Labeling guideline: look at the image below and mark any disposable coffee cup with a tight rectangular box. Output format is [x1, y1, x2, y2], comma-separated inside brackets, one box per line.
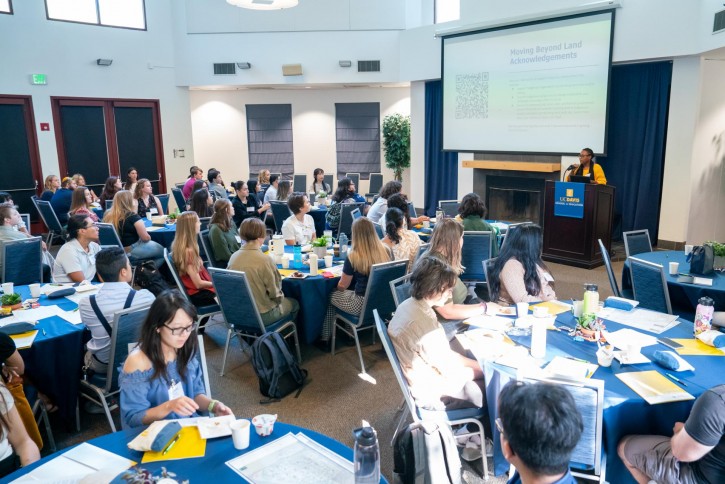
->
[281, 257, 290, 269]
[669, 261, 679, 276]
[422, 221, 430, 229]
[532, 306, 548, 318]
[515, 302, 529, 318]
[230, 419, 250, 450]
[572, 301, 584, 318]
[596, 349, 613, 368]
[29, 284, 41, 298]
[1, 283, 13, 295]
[324, 255, 333, 268]
[684, 245, 694, 255]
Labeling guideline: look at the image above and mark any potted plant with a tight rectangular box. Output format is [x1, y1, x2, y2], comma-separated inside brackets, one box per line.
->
[1, 293, 22, 310]
[382, 113, 411, 182]
[705, 241, 725, 269]
[311, 236, 330, 258]
[576, 314, 605, 341]
[316, 190, 328, 206]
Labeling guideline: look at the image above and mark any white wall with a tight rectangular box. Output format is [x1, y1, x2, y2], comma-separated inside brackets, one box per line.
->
[188, 87, 411, 195]
[0, 0, 194, 186]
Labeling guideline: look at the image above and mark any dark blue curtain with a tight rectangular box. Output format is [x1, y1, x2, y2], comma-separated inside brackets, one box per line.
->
[424, 80, 459, 216]
[598, 62, 672, 242]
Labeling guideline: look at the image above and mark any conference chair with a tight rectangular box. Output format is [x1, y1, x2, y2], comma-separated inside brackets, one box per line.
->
[171, 188, 186, 212]
[516, 372, 606, 483]
[375, 310, 489, 479]
[623, 229, 653, 258]
[20, 213, 30, 233]
[79, 304, 152, 432]
[438, 200, 459, 218]
[389, 274, 412, 307]
[209, 268, 301, 376]
[598, 239, 621, 297]
[416, 242, 430, 262]
[460, 231, 493, 283]
[196, 334, 212, 399]
[174, 182, 186, 190]
[345, 173, 360, 188]
[373, 222, 384, 239]
[199, 217, 211, 232]
[269, 201, 292, 234]
[34, 200, 66, 246]
[365, 173, 383, 202]
[331, 260, 407, 375]
[407, 201, 417, 218]
[323, 174, 334, 191]
[105, 200, 113, 211]
[157, 194, 170, 214]
[292, 174, 307, 192]
[31, 395, 56, 453]
[2, 237, 42, 285]
[164, 249, 221, 331]
[337, 202, 365, 239]
[97, 223, 123, 249]
[629, 256, 673, 314]
[199, 229, 225, 269]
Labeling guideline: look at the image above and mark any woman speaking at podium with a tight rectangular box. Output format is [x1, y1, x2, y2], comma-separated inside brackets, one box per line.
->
[566, 148, 607, 185]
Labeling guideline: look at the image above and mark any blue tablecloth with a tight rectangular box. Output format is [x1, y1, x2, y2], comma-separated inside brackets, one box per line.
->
[13, 285, 87, 425]
[5, 421, 387, 483]
[308, 206, 328, 237]
[481, 309, 724, 483]
[621, 250, 725, 318]
[143, 219, 176, 249]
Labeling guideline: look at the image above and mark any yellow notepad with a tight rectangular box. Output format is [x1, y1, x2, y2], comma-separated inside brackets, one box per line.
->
[9, 330, 38, 349]
[529, 300, 572, 316]
[141, 426, 206, 462]
[616, 370, 695, 405]
[672, 339, 725, 356]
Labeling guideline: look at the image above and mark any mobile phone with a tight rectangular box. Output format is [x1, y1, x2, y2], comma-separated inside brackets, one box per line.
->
[657, 337, 683, 350]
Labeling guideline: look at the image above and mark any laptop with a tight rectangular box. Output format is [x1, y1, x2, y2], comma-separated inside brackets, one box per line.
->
[569, 175, 591, 184]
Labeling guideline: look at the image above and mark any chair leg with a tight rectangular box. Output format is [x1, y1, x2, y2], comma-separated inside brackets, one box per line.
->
[331, 319, 338, 355]
[351, 324, 366, 374]
[220, 328, 233, 376]
[390, 405, 410, 446]
[101, 396, 117, 433]
[291, 329, 302, 364]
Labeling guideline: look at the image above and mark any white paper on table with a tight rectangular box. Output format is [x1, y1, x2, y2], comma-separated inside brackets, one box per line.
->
[226, 432, 353, 484]
[11, 443, 135, 483]
[324, 264, 344, 276]
[10, 330, 38, 349]
[605, 328, 659, 350]
[464, 314, 513, 331]
[692, 277, 713, 286]
[597, 307, 680, 334]
[545, 356, 598, 379]
[56, 309, 83, 325]
[144, 226, 163, 232]
[197, 415, 236, 439]
[0, 306, 61, 326]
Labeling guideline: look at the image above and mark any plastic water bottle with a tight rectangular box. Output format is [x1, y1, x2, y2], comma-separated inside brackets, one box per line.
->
[694, 296, 715, 335]
[293, 245, 302, 269]
[582, 283, 599, 316]
[339, 233, 349, 259]
[353, 424, 380, 484]
[309, 253, 319, 276]
[530, 318, 547, 359]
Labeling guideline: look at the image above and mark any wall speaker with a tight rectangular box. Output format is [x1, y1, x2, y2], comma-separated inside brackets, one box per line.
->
[282, 64, 303, 76]
[96, 58, 113, 66]
[236, 62, 252, 69]
[339, 60, 352, 68]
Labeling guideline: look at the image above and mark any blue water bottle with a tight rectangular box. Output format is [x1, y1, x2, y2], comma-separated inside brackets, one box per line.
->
[293, 244, 302, 269]
[339, 233, 348, 259]
[353, 425, 380, 484]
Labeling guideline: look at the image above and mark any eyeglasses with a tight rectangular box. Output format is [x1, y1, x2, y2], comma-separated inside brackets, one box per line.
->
[163, 322, 197, 335]
[83, 222, 99, 229]
[495, 418, 504, 435]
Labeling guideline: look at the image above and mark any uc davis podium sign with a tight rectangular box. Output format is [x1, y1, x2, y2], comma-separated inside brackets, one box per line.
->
[553, 181, 584, 219]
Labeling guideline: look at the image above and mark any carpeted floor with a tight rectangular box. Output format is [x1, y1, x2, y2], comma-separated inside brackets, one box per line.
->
[41, 251, 626, 483]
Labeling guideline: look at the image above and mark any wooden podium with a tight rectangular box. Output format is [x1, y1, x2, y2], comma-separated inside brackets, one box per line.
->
[542, 181, 615, 269]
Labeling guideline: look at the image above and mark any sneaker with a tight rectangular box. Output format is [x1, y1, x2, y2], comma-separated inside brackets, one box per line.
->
[459, 437, 494, 461]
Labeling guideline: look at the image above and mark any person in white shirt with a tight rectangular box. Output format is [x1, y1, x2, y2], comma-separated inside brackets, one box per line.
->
[207, 168, 228, 200]
[79, 247, 155, 374]
[263, 174, 280, 205]
[281, 193, 316, 245]
[52, 214, 101, 283]
[367, 180, 401, 224]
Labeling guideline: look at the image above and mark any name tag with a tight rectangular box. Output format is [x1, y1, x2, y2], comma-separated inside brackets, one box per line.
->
[150, 208, 159, 215]
[247, 206, 255, 212]
[542, 272, 555, 283]
[168, 379, 185, 400]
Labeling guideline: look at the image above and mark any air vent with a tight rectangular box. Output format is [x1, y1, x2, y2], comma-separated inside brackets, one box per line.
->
[358, 60, 381, 72]
[213, 63, 236, 75]
[715, 9, 725, 33]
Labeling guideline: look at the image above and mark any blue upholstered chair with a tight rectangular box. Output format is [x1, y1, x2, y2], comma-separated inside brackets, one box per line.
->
[460, 231, 493, 283]
[438, 200, 459, 218]
[2, 237, 42, 284]
[629, 256, 672, 314]
[337, 202, 365, 239]
[269, 201, 292, 234]
[34, 199, 65, 246]
[389, 274, 412, 307]
[97, 223, 123, 249]
[598, 238, 621, 297]
[623, 229, 653, 258]
[157, 194, 170, 214]
[171, 187, 186, 212]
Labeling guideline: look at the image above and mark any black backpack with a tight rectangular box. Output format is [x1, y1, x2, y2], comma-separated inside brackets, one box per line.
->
[251, 332, 307, 403]
[393, 421, 462, 484]
[134, 260, 171, 296]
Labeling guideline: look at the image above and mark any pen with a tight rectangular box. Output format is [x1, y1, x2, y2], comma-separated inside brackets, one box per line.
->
[162, 434, 181, 455]
[565, 356, 589, 363]
[665, 373, 687, 386]
[42, 329, 47, 336]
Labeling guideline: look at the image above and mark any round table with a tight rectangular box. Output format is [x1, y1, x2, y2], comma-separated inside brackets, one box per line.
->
[6, 421, 387, 483]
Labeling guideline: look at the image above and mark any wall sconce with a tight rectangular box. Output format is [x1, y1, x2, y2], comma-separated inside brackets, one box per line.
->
[96, 59, 113, 66]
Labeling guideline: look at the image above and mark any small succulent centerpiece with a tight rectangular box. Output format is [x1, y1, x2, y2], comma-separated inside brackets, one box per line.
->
[576, 313, 605, 341]
[311, 235, 330, 258]
[317, 190, 328, 206]
[705, 241, 725, 269]
[1, 293, 22, 310]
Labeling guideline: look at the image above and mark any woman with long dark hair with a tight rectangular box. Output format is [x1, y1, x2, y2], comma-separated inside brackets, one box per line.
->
[488, 223, 556, 305]
[230, 180, 269, 227]
[69, 187, 99, 222]
[309, 168, 331, 194]
[190, 188, 213, 219]
[382, 205, 420, 272]
[325, 177, 358, 232]
[119, 290, 232, 429]
[124, 167, 139, 192]
[99, 176, 122, 208]
[276, 180, 292, 202]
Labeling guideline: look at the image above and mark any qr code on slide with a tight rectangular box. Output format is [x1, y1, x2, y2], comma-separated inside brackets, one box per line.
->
[455, 72, 489, 119]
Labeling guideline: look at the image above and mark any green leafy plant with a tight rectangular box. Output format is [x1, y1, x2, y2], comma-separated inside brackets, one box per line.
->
[317, 191, 327, 198]
[1, 293, 21, 306]
[382, 113, 411, 182]
[312, 235, 330, 247]
[705, 241, 725, 257]
[576, 313, 597, 329]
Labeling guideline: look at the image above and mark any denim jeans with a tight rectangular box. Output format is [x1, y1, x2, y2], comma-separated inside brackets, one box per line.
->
[128, 239, 165, 269]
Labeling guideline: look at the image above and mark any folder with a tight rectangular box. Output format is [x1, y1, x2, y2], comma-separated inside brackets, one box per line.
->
[142, 425, 206, 462]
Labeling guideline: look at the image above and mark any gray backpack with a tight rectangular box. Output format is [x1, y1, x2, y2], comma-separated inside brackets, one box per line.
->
[393, 421, 462, 484]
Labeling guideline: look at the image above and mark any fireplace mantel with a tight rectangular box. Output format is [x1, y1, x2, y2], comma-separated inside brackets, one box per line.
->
[462, 160, 561, 173]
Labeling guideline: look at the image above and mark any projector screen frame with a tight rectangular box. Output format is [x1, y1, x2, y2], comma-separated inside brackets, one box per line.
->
[440, 8, 616, 157]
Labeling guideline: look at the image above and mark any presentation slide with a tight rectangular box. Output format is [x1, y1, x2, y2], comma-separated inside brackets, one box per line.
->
[442, 11, 614, 154]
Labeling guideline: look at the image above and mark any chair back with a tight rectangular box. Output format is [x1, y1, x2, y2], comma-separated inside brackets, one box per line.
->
[351, 208, 362, 221]
[368, 173, 383, 195]
[97, 223, 123, 249]
[20, 213, 30, 232]
[389, 274, 412, 307]
[199, 229, 224, 268]
[163, 249, 193, 304]
[416, 242, 429, 262]
[345, 173, 360, 188]
[105, 304, 151, 393]
[629, 257, 672, 314]
[482, 257, 497, 288]
[373, 222, 384, 239]
[171, 188, 186, 212]
[518, 373, 604, 476]
[269, 201, 292, 233]
[323, 174, 334, 190]
[293, 174, 307, 192]
[199, 217, 211, 232]
[2, 237, 42, 284]
[157, 194, 170, 214]
[196, 334, 212, 398]
[460, 231, 493, 282]
[356, 260, 408, 328]
[623, 230, 652, 258]
[407, 201, 417, 218]
[105, 200, 113, 211]
[438, 200, 459, 218]
[500, 222, 530, 249]
[598, 239, 621, 297]
[375, 310, 419, 421]
[35, 200, 63, 232]
[208, 268, 267, 335]
[338, 202, 365, 238]
[174, 182, 186, 190]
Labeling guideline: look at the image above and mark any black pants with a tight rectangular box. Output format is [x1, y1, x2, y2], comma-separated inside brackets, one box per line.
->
[189, 289, 216, 307]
